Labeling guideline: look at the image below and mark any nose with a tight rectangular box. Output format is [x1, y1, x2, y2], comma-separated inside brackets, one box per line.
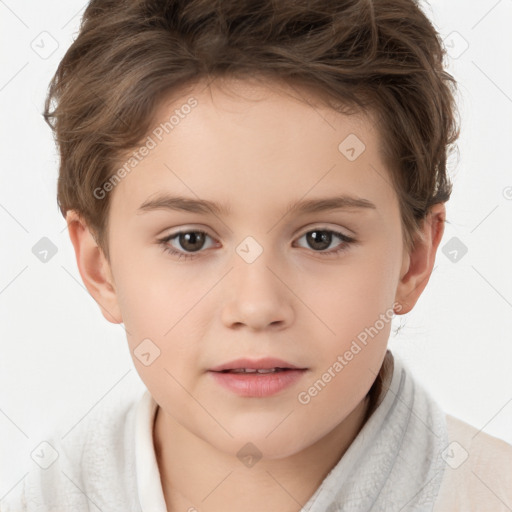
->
[220, 252, 295, 331]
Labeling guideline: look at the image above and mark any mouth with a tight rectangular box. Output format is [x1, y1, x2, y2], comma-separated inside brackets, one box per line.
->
[208, 357, 308, 373]
[216, 368, 293, 374]
[208, 359, 308, 397]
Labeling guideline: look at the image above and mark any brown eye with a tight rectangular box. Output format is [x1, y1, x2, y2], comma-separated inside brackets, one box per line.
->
[176, 231, 207, 252]
[158, 230, 216, 260]
[295, 228, 355, 256]
[305, 230, 333, 251]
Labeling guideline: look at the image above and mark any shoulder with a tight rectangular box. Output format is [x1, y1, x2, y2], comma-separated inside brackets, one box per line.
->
[1, 392, 144, 512]
[434, 414, 512, 512]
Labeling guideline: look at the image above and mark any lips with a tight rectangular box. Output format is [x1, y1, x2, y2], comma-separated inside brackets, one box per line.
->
[221, 368, 288, 374]
[209, 357, 306, 373]
[209, 361, 308, 397]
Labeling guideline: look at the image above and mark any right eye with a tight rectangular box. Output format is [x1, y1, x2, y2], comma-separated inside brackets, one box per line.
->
[157, 230, 218, 260]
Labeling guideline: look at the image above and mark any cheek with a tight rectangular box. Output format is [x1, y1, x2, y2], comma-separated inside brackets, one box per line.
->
[113, 259, 213, 377]
[299, 280, 393, 432]
[114, 268, 203, 391]
[307, 239, 399, 388]
[313, 246, 399, 337]
[114, 256, 200, 333]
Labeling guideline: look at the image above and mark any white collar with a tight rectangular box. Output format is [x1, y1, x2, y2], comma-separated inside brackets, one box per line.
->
[134, 389, 167, 512]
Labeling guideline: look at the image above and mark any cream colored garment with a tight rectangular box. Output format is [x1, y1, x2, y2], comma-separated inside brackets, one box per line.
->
[433, 414, 512, 512]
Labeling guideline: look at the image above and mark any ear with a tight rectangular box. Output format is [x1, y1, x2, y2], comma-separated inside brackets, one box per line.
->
[394, 203, 446, 315]
[65, 210, 122, 324]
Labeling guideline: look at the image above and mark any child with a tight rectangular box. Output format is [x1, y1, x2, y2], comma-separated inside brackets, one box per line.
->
[4, 0, 512, 510]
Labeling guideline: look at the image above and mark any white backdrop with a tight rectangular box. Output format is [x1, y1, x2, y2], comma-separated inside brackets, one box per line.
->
[1, 0, 511, 501]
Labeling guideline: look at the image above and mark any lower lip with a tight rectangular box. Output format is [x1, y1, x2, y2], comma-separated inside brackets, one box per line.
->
[208, 369, 307, 397]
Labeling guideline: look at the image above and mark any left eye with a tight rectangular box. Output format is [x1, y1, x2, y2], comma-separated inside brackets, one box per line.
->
[294, 229, 355, 254]
[157, 228, 356, 260]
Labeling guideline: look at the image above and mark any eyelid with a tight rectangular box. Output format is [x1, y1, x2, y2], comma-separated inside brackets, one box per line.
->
[295, 223, 354, 238]
[158, 224, 357, 260]
[160, 223, 354, 243]
[159, 228, 218, 247]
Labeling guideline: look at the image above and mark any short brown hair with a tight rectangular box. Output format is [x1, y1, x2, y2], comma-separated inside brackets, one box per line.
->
[44, 0, 459, 261]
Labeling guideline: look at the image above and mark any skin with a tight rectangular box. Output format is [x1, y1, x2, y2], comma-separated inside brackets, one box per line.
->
[66, 77, 446, 512]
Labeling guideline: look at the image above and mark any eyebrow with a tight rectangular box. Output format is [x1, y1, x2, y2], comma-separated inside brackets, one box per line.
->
[136, 193, 377, 217]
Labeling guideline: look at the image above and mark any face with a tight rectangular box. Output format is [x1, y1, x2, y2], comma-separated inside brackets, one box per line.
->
[102, 77, 409, 458]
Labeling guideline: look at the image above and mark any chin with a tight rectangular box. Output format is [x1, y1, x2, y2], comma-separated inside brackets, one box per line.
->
[212, 431, 311, 463]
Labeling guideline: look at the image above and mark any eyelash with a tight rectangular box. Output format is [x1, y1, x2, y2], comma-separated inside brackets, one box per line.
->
[157, 228, 356, 261]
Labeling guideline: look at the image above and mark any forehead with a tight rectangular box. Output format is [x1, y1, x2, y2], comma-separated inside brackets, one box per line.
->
[109, 76, 397, 221]
[154, 76, 377, 143]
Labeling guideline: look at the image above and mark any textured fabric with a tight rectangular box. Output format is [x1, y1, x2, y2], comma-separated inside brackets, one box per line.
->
[433, 414, 512, 512]
[2, 351, 512, 512]
[2, 391, 144, 512]
[299, 352, 449, 511]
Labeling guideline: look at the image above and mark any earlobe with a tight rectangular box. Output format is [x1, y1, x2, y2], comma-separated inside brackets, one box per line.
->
[65, 210, 123, 324]
[394, 203, 446, 315]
